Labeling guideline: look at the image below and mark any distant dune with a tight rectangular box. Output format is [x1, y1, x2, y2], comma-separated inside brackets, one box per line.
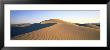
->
[11, 23, 31, 27]
[75, 23, 100, 29]
[12, 19, 100, 40]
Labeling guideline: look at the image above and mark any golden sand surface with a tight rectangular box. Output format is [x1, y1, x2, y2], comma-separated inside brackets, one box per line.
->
[12, 20, 100, 40]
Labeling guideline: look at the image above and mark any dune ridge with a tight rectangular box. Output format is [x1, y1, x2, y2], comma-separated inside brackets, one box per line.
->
[12, 19, 100, 40]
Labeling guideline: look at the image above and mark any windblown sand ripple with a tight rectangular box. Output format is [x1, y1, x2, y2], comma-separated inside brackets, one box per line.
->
[12, 22, 100, 40]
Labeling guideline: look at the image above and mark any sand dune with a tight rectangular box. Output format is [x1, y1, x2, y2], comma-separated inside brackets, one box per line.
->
[12, 19, 100, 40]
[85, 24, 100, 29]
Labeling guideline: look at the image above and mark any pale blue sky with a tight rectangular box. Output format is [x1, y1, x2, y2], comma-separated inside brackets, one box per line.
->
[10, 10, 100, 24]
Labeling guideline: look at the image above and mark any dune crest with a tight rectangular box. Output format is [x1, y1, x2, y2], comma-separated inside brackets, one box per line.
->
[40, 19, 70, 24]
[12, 19, 100, 40]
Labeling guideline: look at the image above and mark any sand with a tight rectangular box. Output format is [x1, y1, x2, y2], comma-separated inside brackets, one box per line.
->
[12, 20, 100, 40]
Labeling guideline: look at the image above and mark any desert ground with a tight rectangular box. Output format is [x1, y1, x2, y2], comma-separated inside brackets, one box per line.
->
[11, 19, 100, 40]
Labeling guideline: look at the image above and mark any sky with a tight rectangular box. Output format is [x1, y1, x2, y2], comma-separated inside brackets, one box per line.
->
[10, 10, 100, 24]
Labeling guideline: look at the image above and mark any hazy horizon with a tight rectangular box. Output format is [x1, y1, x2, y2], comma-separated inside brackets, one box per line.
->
[11, 10, 100, 24]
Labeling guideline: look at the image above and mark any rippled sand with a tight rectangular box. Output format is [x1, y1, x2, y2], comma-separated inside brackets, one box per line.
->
[12, 22, 100, 40]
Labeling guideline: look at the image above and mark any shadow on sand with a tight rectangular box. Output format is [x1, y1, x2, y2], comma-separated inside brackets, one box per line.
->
[11, 23, 56, 38]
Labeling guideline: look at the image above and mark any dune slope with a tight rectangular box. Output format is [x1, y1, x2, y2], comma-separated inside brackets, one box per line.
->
[12, 19, 100, 40]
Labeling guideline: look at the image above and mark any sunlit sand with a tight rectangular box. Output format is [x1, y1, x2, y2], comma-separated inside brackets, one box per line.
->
[12, 19, 100, 40]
